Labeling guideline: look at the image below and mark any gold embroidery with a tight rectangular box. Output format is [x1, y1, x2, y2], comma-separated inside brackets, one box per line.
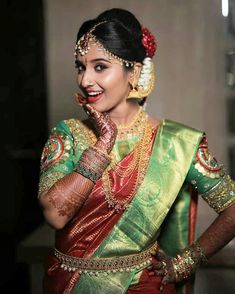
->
[38, 170, 66, 195]
[65, 119, 96, 155]
[201, 175, 235, 213]
[40, 131, 72, 171]
[194, 135, 223, 179]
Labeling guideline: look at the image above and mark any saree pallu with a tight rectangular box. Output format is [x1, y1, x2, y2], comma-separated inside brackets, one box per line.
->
[43, 119, 203, 294]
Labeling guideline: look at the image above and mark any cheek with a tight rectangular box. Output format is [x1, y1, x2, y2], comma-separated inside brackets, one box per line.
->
[76, 75, 82, 86]
[102, 71, 129, 90]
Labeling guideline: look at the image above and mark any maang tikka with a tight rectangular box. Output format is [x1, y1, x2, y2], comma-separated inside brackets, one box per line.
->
[74, 21, 134, 68]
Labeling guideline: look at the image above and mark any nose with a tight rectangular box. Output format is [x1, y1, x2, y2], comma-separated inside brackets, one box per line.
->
[78, 69, 95, 89]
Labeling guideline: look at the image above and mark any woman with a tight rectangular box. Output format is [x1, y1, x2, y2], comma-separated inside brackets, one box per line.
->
[38, 8, 235, 294]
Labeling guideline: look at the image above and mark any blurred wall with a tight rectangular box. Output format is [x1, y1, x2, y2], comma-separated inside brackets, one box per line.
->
[43, 0, 230, 232]
[44, 0, 227, 161]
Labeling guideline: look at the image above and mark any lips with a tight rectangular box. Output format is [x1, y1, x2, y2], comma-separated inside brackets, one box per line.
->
[87, 92, 103, 103]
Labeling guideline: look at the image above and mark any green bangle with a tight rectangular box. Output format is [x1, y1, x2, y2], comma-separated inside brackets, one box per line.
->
[75, 147, 111, 183]
[75, 161, 100, 183]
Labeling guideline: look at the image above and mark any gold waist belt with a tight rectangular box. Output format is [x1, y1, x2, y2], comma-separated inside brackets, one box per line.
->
[55, 243, 157, 275]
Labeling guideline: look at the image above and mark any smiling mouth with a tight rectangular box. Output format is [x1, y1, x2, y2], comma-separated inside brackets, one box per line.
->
[87, 92, 103, 103]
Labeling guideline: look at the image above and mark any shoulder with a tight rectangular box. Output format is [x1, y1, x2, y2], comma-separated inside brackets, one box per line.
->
[52, 118, 97, 146]
[148, 116, 201, 133]
[161, 119, 203, 141]
[51, 118, 91, 135]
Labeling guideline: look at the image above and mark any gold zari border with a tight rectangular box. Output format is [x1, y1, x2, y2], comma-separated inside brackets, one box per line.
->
[201, 175, 235, 213]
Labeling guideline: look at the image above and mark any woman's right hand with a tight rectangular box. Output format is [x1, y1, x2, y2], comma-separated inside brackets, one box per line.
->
[75, 93, 117, 153]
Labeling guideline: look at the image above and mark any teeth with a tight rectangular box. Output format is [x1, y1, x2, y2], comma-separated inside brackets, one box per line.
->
[88, 91, 103, 96]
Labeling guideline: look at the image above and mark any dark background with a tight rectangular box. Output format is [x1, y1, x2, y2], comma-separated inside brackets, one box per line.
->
[0, 0, 47, 292]
[0, 1, 235, 293]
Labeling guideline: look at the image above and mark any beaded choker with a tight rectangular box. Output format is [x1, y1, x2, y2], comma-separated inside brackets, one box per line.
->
[116, 108, 147, 140]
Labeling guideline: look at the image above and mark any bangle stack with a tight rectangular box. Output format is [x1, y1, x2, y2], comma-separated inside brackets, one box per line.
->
[172, 241, 208, 282]
[75, 146, 111, 183]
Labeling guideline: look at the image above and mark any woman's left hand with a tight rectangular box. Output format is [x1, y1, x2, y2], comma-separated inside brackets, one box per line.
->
[148, 249, 176, 286]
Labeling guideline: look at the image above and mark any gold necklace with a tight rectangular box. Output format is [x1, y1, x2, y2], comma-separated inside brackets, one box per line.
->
[117, 107, 142, 130]
[116, 108, 147, 140]
[102, 119, 153, 212]
[109, 110, 148, 171]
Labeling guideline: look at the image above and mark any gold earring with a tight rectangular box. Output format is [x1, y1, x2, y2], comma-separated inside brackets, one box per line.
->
[128, 79, 142, 99]
[127, 58, 155, 100]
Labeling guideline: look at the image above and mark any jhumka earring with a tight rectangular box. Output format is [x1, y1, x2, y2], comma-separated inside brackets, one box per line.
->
[128, 76, 141, 99]
[128, 57, 155, 99]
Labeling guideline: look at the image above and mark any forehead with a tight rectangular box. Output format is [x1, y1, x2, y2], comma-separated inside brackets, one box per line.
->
[77, 42, 113, 63]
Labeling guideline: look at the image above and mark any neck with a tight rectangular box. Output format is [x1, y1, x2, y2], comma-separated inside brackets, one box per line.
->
[108, 101, 142, 126]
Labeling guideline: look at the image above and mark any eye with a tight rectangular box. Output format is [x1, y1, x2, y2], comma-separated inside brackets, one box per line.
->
[95, 64, 107, 72]
[75, 61, 85, 74]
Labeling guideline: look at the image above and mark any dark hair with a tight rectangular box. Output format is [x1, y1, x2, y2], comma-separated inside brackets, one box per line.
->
[76, 8, 146, 65]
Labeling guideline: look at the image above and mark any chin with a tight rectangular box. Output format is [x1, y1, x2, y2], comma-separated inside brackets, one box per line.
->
[90, 103, 112, 113]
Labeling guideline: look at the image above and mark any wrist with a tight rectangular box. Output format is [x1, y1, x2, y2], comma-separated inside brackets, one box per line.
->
[75, 146, 111, 183]
[95, 140, 109, 153]
[95, 138, 114, 154]
[172, 241, 208, 282]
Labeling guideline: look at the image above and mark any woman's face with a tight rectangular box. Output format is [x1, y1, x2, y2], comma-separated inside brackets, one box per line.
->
[76, 43, 132, 113]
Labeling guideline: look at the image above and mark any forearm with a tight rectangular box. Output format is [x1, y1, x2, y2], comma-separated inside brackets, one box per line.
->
[39, 144, 111, 229]
[157, 203, 235, 285]
[38, 102, 116, 229]
[197, 202, 235, 259]
[170, 202, 235, 283]
[39, 172, 94, 229]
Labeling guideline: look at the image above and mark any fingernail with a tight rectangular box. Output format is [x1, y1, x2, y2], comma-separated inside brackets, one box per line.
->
[75, 93, 85, 104]
[159, 285, 164, 291]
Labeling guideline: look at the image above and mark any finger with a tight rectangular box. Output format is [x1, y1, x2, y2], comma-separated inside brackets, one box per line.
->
[148, 271, 155, 277]
[83, 103, 98, 117]
[153, 269, 166, 276]
[155, 249, 167, 261]
[83, 104, 102, 120]
[152, 261, 163, 270]
[74, 93, 86, 105]
[161, 275, 171, 285]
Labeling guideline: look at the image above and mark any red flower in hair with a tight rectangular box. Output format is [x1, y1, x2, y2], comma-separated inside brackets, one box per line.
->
[141, 27, 157, 58]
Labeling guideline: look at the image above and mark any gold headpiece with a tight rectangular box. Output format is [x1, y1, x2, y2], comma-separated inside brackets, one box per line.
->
[74, 22, 134, 68]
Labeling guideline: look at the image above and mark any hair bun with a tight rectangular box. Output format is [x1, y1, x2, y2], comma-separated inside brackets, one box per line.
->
[141, 27, 157, 58]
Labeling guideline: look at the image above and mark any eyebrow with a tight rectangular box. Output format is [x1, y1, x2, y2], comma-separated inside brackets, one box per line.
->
[76, 58, 112, 65]
[90, 58, 112, 64]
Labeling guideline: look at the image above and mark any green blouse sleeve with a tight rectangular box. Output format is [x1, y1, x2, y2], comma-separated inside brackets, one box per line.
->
[185, 135, 235, 213]
[38, 120, 75, 194]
